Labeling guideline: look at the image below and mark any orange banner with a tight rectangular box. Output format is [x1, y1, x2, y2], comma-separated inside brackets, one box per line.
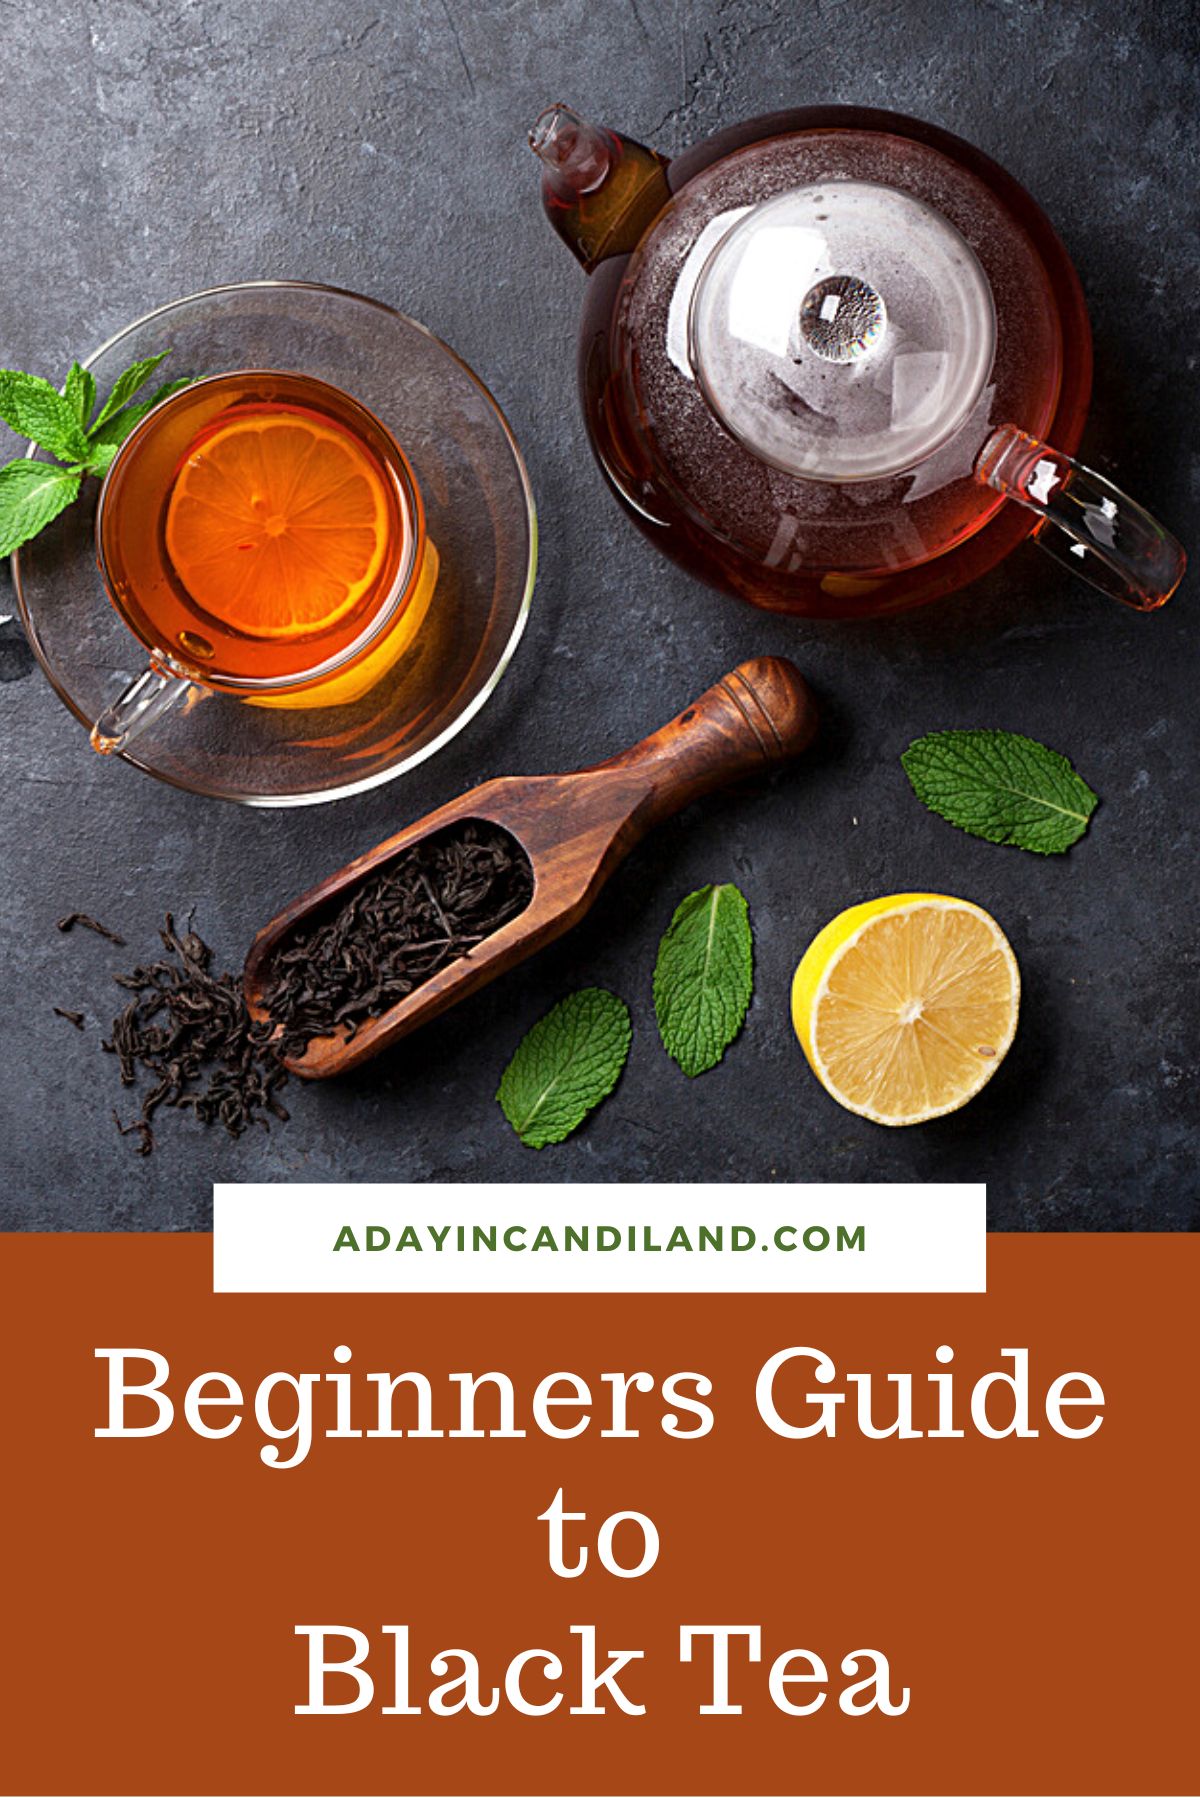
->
[1, 1232, 1194, 1796]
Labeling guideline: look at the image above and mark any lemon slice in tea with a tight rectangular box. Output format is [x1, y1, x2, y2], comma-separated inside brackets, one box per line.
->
[165, 412, 390, 639]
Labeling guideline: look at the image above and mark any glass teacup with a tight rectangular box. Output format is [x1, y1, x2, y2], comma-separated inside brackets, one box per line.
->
[92, 368, 432, 752]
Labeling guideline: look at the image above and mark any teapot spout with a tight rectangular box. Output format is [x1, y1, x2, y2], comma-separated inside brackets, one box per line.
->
[530, 106, 615, 201]
[530, 105, 670, 273]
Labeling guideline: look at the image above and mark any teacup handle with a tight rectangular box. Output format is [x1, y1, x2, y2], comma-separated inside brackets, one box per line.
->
[977, 424, 1186, 611]
[91, 665, 195, 755]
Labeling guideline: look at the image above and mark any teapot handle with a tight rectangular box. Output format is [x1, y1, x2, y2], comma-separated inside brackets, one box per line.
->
[977, 424, 1185, 611]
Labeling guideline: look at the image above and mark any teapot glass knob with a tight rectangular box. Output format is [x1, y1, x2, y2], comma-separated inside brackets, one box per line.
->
[977, 425, 1185, 611]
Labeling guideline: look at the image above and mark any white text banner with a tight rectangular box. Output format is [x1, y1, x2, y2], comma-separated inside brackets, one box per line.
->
[213, 1183, 986, 1294]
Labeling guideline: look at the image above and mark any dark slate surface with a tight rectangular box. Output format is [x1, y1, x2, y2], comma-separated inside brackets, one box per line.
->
[0, 0, 1195, 1231]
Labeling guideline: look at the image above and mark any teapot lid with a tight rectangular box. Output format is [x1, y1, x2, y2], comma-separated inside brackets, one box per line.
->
[687, 180, 996, 483]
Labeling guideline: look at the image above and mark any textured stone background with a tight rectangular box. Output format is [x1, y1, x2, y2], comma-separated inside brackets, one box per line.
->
[0, 0, 1195, 1230]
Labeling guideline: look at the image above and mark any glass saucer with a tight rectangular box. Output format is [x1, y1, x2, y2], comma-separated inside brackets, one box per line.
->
[13, 281, 537, 805]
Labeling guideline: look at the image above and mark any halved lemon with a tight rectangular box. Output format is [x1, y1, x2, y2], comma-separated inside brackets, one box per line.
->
[165, 412, 390, 639]
[792, 894, 1020, 1126]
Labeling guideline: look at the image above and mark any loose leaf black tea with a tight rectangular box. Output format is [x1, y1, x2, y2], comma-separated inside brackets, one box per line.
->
[58, 824, 531, 1154]
[56, 911, 126, 945]
[263, 821, 534, 1060]
[100, 914, 288, 1154]
[112, 1109, 154, 1157]
[52, 1006, 86, 1029]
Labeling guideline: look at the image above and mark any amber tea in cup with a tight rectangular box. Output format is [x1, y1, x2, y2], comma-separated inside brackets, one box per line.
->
[93, 370, 429, 750]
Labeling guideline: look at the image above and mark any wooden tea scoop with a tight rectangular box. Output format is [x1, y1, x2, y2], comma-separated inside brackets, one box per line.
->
[244, 657, 818, 1078]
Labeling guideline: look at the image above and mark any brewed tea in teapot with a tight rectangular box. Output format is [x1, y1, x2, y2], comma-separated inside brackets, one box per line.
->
[532, 104, 1184, 619]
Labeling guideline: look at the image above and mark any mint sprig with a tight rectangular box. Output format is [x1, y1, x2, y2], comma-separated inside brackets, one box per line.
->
[653, 883, 753, 1077]
[0, 353, 190, 557]
[0, 461, 83, 551]
[902, 729, 1098, 855]
[0, 370, 90, 464]
[62, 361, 95, 428]
[497, 989, 631, 1148]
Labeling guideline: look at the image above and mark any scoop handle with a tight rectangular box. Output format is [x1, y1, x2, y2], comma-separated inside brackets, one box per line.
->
[590, 656, 818, 827]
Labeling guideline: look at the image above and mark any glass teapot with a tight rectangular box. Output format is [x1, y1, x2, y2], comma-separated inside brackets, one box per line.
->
[531, 104, 1185, 620]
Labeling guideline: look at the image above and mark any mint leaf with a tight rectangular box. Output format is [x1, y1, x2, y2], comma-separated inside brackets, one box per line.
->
[653, 883, 753, 1077]
[82, 441, 120, 480]
[902, 729, 1098, 854]
[85, 377, 191, 463]
[0, 371, 90, 463]
[0, 353, 190, 558]
[0, 460, 81, 557]
[144, 376, 192, 409]
[90, 352, 171, 431]
[497, 989, 631, 1148]
[62, 362, 96, 429]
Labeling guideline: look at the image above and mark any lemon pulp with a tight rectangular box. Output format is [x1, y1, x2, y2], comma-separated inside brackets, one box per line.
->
[792, 894, 1020, 1126]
